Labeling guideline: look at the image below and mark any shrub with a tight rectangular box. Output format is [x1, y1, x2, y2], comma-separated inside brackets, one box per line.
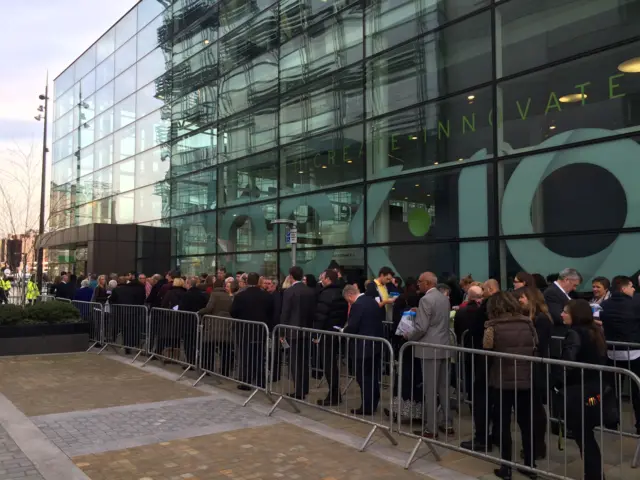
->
[0, 305, 27, 326]
[24, 302, 81, 324]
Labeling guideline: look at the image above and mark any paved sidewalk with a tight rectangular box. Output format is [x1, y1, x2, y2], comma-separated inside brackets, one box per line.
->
[0, 425, 43, 480]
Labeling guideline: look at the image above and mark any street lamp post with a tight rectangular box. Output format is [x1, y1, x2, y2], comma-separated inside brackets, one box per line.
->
[34, 73, 49, 289]
[270, 219, 297, 267]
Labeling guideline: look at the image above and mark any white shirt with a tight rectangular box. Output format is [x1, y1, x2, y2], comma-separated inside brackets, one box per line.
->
[554, 281, 571, 300]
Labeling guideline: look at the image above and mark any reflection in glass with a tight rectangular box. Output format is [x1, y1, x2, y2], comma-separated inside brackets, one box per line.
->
[135, 183, 168, 223]
[137, 48, 169, 90]
[218, 103, 277, 162]
[114, 94, 136, 131]
[217, 251, 277, 276]
[114, 125, 136, 162]
[95, 81, 115, 113]
[137, 109, 169, 153]
[114, 158, 136, 193]
[137, 13, 164, 60]
[115, 37, 137, 77]
[137, 81, 167, 118]
[172, 211, 217, 257]
[138, 0, 167, 30]
[81, 70, 96, 98]
[171, 85, 218, 137]
[96, 28, 116, 65]
[94, 136, 114, 170]
[278, 247, 364, 281]
[53, 135, 74, 163]
[170, 168, 217, 216]
[136, 146, 170, 188]
[170, 128, 216, 178]
[115, 8, 137, 49]
[115, 192, 135, 224]
[219, 151, 277, 207]
[115, 65, 137, 103]
[218, 202, 277, 253]
[93, 198, 112, 224]
[75, 45, 96, 81]
[94, 109, 114, 141]
[95, 55, 115, 90]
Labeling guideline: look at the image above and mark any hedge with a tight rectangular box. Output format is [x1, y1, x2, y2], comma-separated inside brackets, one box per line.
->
[0, 302, 82, 326]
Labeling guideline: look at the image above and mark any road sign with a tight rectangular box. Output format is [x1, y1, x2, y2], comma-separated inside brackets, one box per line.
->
[285, 229, 297, 245]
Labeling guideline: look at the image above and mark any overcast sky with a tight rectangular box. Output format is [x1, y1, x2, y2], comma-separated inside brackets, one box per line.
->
[0, 0, 136, 147]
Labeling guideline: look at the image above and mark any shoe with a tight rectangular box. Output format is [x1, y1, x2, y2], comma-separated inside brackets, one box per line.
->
[237, 385, 251, 391]
[350, 408, 373, 416]
[317, 396, 341, 407]
[439, 425, 455, 436]
[494, 467, 512, 480]
[460, 440, 492, 452]
[413, 429, 438, 439]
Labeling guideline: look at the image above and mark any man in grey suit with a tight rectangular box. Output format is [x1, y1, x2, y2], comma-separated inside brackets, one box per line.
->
[408, 271, 454, 438]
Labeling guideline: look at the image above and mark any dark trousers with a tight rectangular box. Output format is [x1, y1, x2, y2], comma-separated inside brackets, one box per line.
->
[355, 354, 381, 414]
[236, 336, 266, 388]
[495, 389, 534, 468]
[202, 341, 234, 377]
[289, 339, 310, 397]
[122, 316, 144, 351]
[531, 395, 548, 455]
[320, 335, 341, 397]
[394, 347, 423, 401]
[566, 403, 603, 480]
[608, 357, 640, 429]
[471, 359, 497, 444]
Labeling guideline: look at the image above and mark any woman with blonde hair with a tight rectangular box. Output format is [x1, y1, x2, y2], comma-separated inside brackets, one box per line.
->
[281, 275, 293, 290]
[161, 277, 187, 309]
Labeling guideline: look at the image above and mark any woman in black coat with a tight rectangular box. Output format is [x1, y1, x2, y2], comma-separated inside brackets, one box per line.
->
[161, 278, 187, 309]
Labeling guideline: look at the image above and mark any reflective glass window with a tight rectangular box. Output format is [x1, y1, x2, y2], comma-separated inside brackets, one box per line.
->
[55, 67, 74, 98]
[138, 13, 164, 60]
[93, 198, 113, 223]
[170, 168, 217, 216]
[137, 48, 169, 90]
[138, 0, 167, 30]
[498, 42, 640, 153]
[77, 175, 94, 206]
[114, 94, 136, 131]
[279, 185, 364, 249]
[172, 212, 217, 257]
[366, 11, 491, 118]
[137, 81, 167, 118]
[96, 28, 116, 64]
[95, 81, 114, 113]
[94, 109, 114, 141]
[113, 158, 136, 193]
[219, 150, 278, 207]
[366, 87, 494, 180]
[219, 0, 275, 35]
[281, 125, 364, 197]
[52, 157, 74, 186]
[115, 191, 135, 224]
[114, 124, 136, 162]
[115, 37, 137, 77]
[115, 65, 137, 103]
[55, 110, 74, 141]
[95, 54, 115, 89]
[80, 70, 96, 98]
[77, 203, 93, 226]
[79, 95, 95, 124]
[79, 146, 94, 179]
[172, 43, 218, 99]
[94, 136, 114, 170]
[279, 247, 363, 280]
[218, 103, 278, 162]
[136, 146, 170, 188]
[78, 121, 94, 149]
[170, 129, 216, 177]
[218, 202, 277, 252]
[55, 87, 75, 119]
[498, 0, 640, 78]
[175, 255, 221, 276]
[94, 166, 113, 200]
[135, 183, 168, 223]
[171, 85, 218, 138]
[115, 8, 137, 49]
[75, 45, 96, 81]
[172, 25, 218, 66]
[136, 109, 170, 153]
[218, 251, 277, 277]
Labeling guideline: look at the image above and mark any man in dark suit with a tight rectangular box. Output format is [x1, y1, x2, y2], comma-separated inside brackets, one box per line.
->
[179, 276, 209, 312]
[454, 285, 483, 400]
[280, 266, 317, 399]
[231, 272, 274, 390]
[343, 284, 385, 415]
[544, 268, 581, 341]
[55, 273, 74, 300]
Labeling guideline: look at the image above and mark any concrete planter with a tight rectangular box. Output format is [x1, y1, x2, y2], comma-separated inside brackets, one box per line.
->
[0, 322, 89, 356]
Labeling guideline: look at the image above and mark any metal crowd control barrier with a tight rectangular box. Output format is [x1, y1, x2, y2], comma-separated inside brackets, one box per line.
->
[71, 300, 104, 351]
[269, 324, 397, 451]
[99, 304, 148, 362]
[37, 294, 56, 302]
[143, 308, 200, 380]
[194, 315, 272, 407]
[398, 341, 640, 479]
[54, 297, 72, 303]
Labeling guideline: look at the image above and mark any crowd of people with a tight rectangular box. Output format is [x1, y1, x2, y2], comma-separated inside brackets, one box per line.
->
[44, 265, 640, 480]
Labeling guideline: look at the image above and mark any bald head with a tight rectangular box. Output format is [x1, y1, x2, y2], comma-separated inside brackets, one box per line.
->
[418, 272, 438, 293]
[483, 279, 500, 298]
[467, 285, 483, 302]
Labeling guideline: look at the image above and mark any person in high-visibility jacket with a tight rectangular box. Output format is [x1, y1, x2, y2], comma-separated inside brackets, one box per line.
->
[26, 277, 40, 304]
[0, 269, 11, 304]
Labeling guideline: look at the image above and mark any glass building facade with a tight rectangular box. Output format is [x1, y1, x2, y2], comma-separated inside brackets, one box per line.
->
[51, 0, 640, 286]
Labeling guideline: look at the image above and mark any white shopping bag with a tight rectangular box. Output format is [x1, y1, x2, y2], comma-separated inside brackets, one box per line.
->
[395, 310, 416, 337]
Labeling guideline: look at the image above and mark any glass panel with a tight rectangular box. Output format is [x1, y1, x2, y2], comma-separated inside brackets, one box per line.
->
[278, 247, 364, 282]
[170, 168, 217, 216]
[172, 12, 218, 65]
[170, 128, 216, 177]
[219, 51, 277, 119]
[280, 0, 362, 43]
[498, 136, 640, 236]
[498, 0, 640, 78]
[94, 109, 114, 141]
[171, 85, 218, 137]
[52, 157, 74, 186]
[55, 87, 75, 119]
[366, 10, 491, 118]
[136, 146, 170, 188]
[217, 102, 278, 162]
[217, 251, 277, 277]
[500, 233, 640, 289]
[95, 81, 114, 113]
[53, 135, 73, 163]
[78, 120, 94, 149]
[115, 36, 137, 77]
[94, 136, 114, 170]
[77, 203, 93, 226]
[115, 191, 135, 224]
[136, 109, 170, 153]
[137, 47, 169, 90]
[114, 65, 137, 103]
[137, 81, 167, 118]
[75, 45, 96, 81]
[367, 87, 494, 180]
[172, 212, 217, 257]
[281, 125, 364, 196]
[219, 0, 275, 35]
[219, 150, 278, 207]
[135, 183, 168, 223]
[55, 110, 74, 141]
[173, 42, 218, 101]
[368, 165, 493, 244]
[94, 166, 113, 200]
[279, 2, 363, 93]
[80, 70, 96, 98]
[280, 65, 363, 144]
[95, 54, 115, 89]
[499, 42, 640, 153]
[79, 95, 95, 124]
[114, 124, 136, 162]
[364, 0, 491, 54]
[115, 8, 138, 49]
[368, 241, 490, 287]
[176, 255, 220, 277]
[93, 198, 112, 223]
[279, 185, 364, 249]
[55, 67, 74, 98]
[96, 28, 116, 64]
[138, 13, 164, 60]
[77, 173, 94, 205]
[217, 202, 277, 252]
[113, 158, 136, 193]
[114, 94, 136, 131]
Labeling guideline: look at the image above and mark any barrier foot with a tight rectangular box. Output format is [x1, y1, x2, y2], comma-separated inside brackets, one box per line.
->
[267, 396, 284, 416]
[405, 438, 423, 469]
[382, 426, 398, 446]
[141, 354, 155, 367]
[261, 391, 276, 404]
[193, 372, 207, 387]
[359, 425, 378, 452]
[97, 344, 108, 355]
[131, 351, 142, 363]
[243, 389, 259, 407]
[177, 365, 191, 381]
[632, 438, 640, 468]
[86, 341, 98, 352]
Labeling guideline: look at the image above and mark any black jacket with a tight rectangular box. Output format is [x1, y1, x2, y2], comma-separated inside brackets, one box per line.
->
[543, 283, 571, 336]
[560, 326, 607, 388]
[55, 282, 73, 300]
[314, 283, 348, 331]
[271, 290, 282, 330]
[161, 286, 187, 309]
[533, 311, 553, 359]
[343, 294, 384, 358]
[148, 278, 168, 308]
[280, 282, 316, 329]
[179, 287, 209, 313]
[91, 286, 109, 304]
[110, 281, 146, 306]
[230, 285, 274, 328]
[454, 301, 482, 347]
[601, 292, 640, 345]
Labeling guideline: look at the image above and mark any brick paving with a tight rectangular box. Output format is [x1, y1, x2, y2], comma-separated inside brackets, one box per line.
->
[0, 354, 204, 416]
[72, 423, 432, 480]
[0, 425, 43, 480]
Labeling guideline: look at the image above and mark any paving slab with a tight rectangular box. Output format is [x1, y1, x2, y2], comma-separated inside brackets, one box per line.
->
[0, 425, 44, 480]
